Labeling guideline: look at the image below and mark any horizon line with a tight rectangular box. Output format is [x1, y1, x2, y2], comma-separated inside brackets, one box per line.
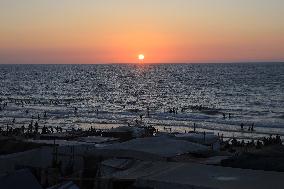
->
[0, 61, 284, 65]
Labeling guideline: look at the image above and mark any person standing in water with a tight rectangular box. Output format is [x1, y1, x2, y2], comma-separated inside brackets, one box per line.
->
[240, 123, 244, 130]
[251, 123, 255, 131]
[146, 107, 150, 117]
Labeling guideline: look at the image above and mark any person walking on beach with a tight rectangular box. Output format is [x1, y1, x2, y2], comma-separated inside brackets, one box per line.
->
[223, 113, 226, 119]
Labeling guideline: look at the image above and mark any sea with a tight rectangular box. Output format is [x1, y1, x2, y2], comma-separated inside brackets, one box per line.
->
[0, 63, 283, 139]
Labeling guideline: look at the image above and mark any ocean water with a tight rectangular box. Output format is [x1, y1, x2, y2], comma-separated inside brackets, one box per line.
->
[0, 63, 283, 139]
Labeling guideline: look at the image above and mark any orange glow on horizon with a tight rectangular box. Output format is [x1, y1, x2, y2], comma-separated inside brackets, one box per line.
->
[0, 0, 283, 64]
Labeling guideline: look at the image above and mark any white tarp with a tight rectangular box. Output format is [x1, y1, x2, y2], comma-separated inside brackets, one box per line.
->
[101, 136, 209, 158]
[174, 132, 219, 145]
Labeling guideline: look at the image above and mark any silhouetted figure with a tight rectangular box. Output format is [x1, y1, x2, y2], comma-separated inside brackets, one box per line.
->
[44, 111, 47, 118]
[269, 134, 273, 144]
[231, 138, 238, 146]
[256, 140, 262, 149]
[34, 122, 39, 133]
[276, 135, 281, 144]
[21, 125, 25, 134]
[28, 121, 33, 133]
[147, 107, 150, 117]
[193, 123, 196, 132]
[229, 113, 231, 119]
[42, 125, 47, 134]
[140, 115, 143, 121]
[240, 123, 244, 130]
[223, 113, 226, 119]
[251, 123, 255, 131]
[241, 140, 245, 146]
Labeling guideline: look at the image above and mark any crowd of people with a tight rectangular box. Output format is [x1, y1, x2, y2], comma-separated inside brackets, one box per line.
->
[240, 122, 255, 131]
[227, 134, 282, 150]
[0, 98, 283, 147]
[0, 121, 65, 136]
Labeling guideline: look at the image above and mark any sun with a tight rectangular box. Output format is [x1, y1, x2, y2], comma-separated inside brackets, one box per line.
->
[138, 54, 145, 61]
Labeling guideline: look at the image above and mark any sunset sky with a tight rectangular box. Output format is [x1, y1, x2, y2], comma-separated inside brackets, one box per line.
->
[0, 0, 283, 64]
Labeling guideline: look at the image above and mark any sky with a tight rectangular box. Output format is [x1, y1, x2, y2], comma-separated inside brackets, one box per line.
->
[0, 0, 283, 64]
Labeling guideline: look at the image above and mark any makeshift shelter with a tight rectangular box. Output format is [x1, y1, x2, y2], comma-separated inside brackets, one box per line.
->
[100, 136, 209, 160]
[174, 132, 220, 151]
